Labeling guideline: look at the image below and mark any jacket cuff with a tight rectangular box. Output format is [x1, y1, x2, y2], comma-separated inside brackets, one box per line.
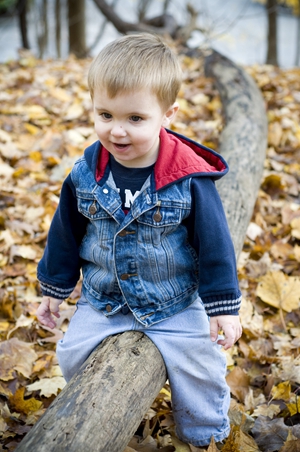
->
[201, 292, 242, 317]
[39, 281, 75, 300]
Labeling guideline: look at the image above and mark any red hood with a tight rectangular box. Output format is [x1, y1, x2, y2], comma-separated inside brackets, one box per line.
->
[95, 128, 228, 191]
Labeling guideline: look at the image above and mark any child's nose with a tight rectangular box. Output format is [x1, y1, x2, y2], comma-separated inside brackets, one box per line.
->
[110, 124, 127, 137]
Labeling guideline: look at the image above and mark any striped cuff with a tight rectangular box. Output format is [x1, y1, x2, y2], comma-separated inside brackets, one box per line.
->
[202, 294, 242, 316]
[39, 281, 75, 300]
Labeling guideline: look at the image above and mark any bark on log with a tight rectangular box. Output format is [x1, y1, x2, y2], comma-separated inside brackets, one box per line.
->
[205, 50, 268, 257]
[16, 332, 166, 452]
[16, 52, 267, 452]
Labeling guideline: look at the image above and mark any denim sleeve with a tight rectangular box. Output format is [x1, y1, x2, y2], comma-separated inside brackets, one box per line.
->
[37, 174, 88, 299]
[186, 177, 241, 316]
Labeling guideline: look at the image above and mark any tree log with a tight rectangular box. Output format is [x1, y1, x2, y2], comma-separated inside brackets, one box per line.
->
[16, 53, 267, 452]
[16, 332, 166, 452]
[205, 50, 267, 256]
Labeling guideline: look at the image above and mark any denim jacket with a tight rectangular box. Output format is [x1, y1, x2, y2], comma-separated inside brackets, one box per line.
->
[38, 128, 241, 326]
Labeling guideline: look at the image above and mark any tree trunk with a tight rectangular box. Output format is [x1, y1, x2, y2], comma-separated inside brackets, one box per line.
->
[295, 0, 300, 66]
[15, 52, 267, 452]
[68, 0, 86, 58]
[17, 0, 30, 49]
[266, 0, 278, 65]
[37, 0, 48, 59]
[55, 0, 61, 58]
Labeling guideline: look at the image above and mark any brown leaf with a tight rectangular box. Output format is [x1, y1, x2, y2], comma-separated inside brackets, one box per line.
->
[222, 425, 260, 452]
[0, 338, 38, 380]
[226, 367, 250, 403]
[280, 439, 300, 452]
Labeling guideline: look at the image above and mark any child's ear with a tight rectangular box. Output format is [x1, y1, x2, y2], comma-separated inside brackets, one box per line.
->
[162, 102, 179, 127]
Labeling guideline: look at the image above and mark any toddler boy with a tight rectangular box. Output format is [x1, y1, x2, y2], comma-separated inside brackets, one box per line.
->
[37, 33, 242, 447]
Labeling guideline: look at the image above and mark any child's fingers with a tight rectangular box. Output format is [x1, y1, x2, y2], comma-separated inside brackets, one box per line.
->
[49, 299, 62, 318]
[36, 301, 59, 329]
[209, 317, 219, 342]
[218, 323, 242, 349]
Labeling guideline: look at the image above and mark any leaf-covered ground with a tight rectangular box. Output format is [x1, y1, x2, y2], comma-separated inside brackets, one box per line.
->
[0, 52, 300, 452]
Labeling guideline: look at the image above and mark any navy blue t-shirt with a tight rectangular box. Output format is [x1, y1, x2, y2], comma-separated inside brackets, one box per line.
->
[110, 156, 154, 213]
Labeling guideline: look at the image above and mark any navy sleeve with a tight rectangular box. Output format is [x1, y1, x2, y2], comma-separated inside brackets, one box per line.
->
[185, 177, 242, 316]
[37, 173, 88, 299]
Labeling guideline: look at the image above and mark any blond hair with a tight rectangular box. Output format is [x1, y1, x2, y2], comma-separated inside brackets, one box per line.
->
[88, 33, 182, 110]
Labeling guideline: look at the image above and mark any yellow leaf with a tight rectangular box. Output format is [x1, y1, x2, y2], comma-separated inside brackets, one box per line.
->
[291, 217, 300, 239]
[29, 151, 42, 162]
[295, 245, 300, 262]
[159, 387, 171, 398]
[26, 377, 66, 398]
[252, 403, 281, 418]
[11, 245, 37, 260]
[268, 121, 283, 147]
[287, 399, 300, 416]
[47, 156, 61, 166]
[9, 387, 43, 415]
[50, 87, 72, 102]
[271, 381, 291, 402]
[65, 102, 84, 121]
[0, 321, 10, 332]
[206, 97, 222, 112]
[177, 98, 191, 115]
[12, 167, 26, 178]
[190, 92, 209, 105]
[256, 271, 300, 312]
[24, 123, 40, 135]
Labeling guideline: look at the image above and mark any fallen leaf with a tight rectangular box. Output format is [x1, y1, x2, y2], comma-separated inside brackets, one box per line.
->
[252, 417, 289, 451]
[0, 338, 38, 380]
[222, 425, 260, 452]
[256, 271, 300, 312]
[239, 297, 264, 337]
[291, 218, 300, 239]
[252, 403, 281, 419]
[271, 381, 291, 402]
[26, 376, 65, 397]
[9, 387, 43, 415]
[226, 367, 250, 403]
[10, 245, 37, 261]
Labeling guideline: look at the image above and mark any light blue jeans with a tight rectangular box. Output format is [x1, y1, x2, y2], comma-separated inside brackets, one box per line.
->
[57, 296, 230, 446]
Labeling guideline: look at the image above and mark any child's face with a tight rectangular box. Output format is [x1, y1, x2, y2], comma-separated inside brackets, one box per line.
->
[93, 88, 178, 168]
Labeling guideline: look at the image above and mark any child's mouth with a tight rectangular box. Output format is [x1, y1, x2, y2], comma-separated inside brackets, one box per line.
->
[113, 143, 129, 150]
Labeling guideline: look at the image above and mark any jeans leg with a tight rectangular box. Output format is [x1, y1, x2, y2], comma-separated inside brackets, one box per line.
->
[56, 295, 135, 382]
[142, 298, 230, 447]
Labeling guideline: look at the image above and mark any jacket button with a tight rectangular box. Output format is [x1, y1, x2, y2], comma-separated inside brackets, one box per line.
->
[153, 212, 162, 222]
[120, 274, 129, 280]
[105, 305, 112, 312]
[119, 230, 127, 237]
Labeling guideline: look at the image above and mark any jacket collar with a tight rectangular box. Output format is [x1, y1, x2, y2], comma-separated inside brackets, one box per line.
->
[84, 128, 228, 191]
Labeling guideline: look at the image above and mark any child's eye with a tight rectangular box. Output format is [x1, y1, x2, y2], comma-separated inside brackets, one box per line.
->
[130, 115, 142, 122]
[101, 113, 112, 119]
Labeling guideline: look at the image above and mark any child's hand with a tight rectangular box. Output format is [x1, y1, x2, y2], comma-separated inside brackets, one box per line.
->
[36, 296, 63, 329]
[210, 315, 242, 350]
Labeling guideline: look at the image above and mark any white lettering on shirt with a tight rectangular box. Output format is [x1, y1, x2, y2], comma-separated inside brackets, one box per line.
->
[124, 189, 140, 208]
